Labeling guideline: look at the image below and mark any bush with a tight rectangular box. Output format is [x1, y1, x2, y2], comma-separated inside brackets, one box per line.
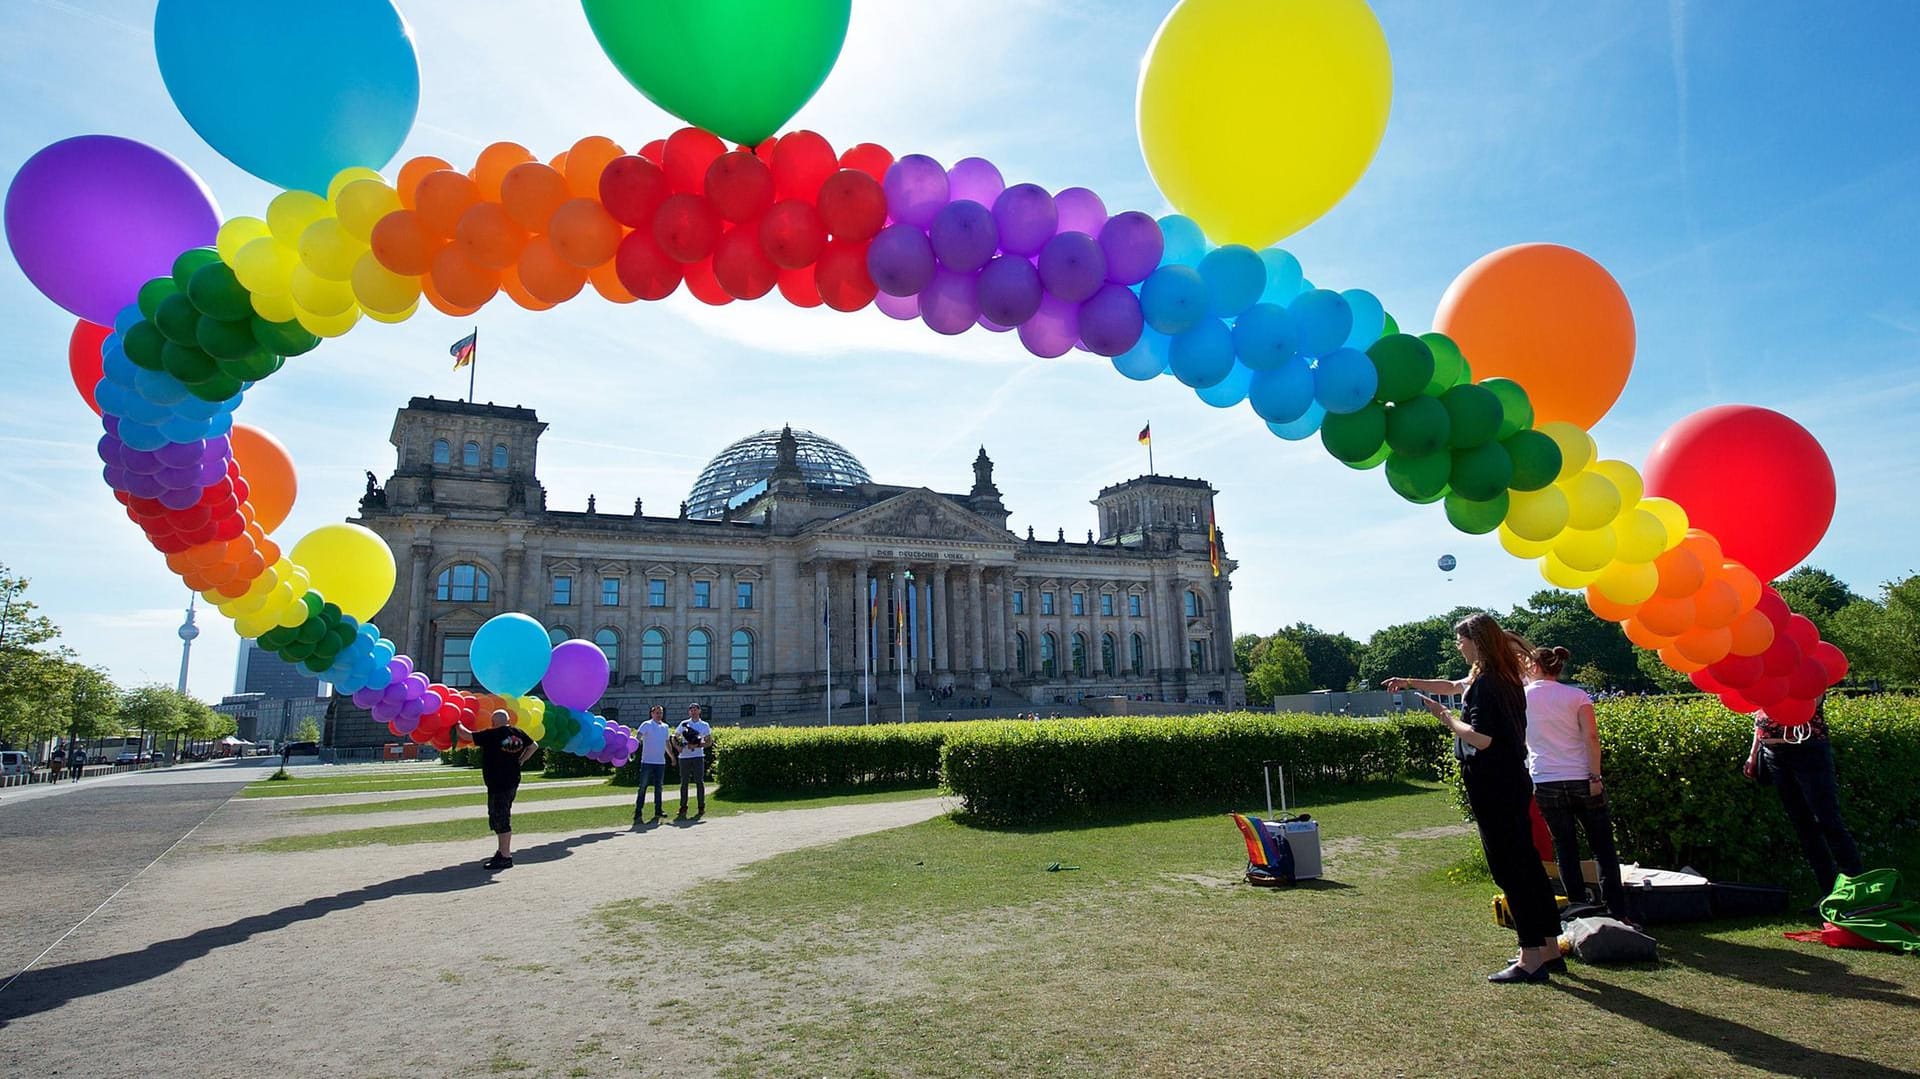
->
[542, 750, 611, 779]
[1383, 714, 1450, 780]
[440, 747, 479, 768]
[612, 724, 962, 795]
[941, 712, 1410, 826]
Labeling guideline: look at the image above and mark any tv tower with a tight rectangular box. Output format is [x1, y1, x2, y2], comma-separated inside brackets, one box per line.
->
[176, 594, 199, 694]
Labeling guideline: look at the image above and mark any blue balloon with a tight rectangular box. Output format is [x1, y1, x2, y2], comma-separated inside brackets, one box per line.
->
[134, 367, 191, 407]
[1195, 362, 1253, 408]
[1288, 288, 1353, 358]
[1229, 302, 1295, 371]
[470, 612, 552, 698]
[1259, 249, 1305, 303]
[1112, 329, 1170, 381]
[117, 419, 168, 452]
[1314, 347, 1379, 414]
[1157, 214, 1208, 266]
[1248, 358, 1315, 424]
[158, 414, 213, 443]
[1198, 244, 1265, 318]
[1167, 318, 1234, 388]
[154, 0, 421, 192]
[102, 342, 138, 387]
[205, 410, 235, 437]
[1139, 264, 1207, 336]
[1341, 288, 1386, 350]
[1267, 401, 1327, 441]
[113, 303, 144, 336]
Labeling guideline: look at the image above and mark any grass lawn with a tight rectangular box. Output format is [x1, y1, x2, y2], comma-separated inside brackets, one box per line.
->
[589, 781, 1920, 1078]
[239, 769, 577, 799]
[292, 780, 629, 816]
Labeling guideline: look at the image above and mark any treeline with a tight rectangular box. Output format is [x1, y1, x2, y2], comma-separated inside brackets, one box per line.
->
[0, 562, 235, 753]
[1235, 565, 1919, 705]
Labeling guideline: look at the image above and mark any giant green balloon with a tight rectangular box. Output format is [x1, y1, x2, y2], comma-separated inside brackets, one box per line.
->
[583, 0, 852, 145]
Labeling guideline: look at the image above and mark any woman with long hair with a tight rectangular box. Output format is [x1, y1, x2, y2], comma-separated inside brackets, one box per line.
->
[1385, 613, 1562, 982]
[1526, 645, 1629, 922]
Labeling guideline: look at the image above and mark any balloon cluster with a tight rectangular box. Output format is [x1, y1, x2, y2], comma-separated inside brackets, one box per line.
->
[221, 167, 416, 337]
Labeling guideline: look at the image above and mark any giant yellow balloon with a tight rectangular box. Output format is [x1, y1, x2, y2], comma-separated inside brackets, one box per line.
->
[1137, 0, 1392, 248]
[289, 523, 397, 622]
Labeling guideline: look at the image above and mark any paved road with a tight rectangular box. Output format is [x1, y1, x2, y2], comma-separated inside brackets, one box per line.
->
[0, 761, 261, 986]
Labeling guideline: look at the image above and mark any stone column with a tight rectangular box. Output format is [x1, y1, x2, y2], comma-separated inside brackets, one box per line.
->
[1117, 581, 1133, 679]
[1172, 574, 1192, 671]
[992, 568, 1010, 675]
[407, 539, 432, 662]
[914, 570, 932, 678]
[813, 562, 829, 679]
[502, 539, 525, 612]
[671, 563, 688, 683]
[1025, 576, 1041, 677]
[966, 564, 986, 675]
[854, 561, 871, 696]
[932, 565, 951, 673]
[718, 565, 735, 682]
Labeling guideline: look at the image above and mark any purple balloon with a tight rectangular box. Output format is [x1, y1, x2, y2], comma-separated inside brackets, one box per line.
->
[867, 224, 936, 297]
[946, 157, 1005, 206]
[976, 255, 1043, 328]
[545, 639, 611, 710]
[928, 200, 998, 274]
[158, 485, 201, 510]
[977, 315, 1011, 333]
[874, 289, 920, 321]
[1054, 187, 1108, 236]
[1098, 211, 1164, 286]
[126, 472, 166, 499]
[352, 686, 382, 709]
[1078, 283, 1146, 357]
[154, 439, 203, 467]
[124, 448, 164, 476]
[1037, 232, 1107, 304]
[5, 136, 220, 324]
[1018, 294, 1081, 358]
[420, 690, 442, 713]
[157, 464, 200, 491]
[882, 154, 948, 229]
[919, 269, 979, 336]
[992, 184, 1056, 258]
[390, 655, 414, 679]
[392, 712, 420, 735]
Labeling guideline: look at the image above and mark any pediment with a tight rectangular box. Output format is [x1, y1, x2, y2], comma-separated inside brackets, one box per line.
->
[643, 563, 676, 578]
[435, 609, 488, 632]
[547, 558, 581, 574]
[595, 560, 627, 576]
[814, 490, 1012, 545]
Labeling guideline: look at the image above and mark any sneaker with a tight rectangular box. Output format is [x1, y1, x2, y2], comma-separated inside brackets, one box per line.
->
[1487, 962, 1551, 984]
[482, 855, 513, 871]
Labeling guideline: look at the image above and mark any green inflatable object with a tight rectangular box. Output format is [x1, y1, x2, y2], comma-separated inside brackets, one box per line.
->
[1419, 331, 1467, 395]
[1385, 395, 1450, 457]
[1386, 450, 1451, 503]
[154, 293, 202, 346]
[1321, 402, 1386, 464]
[1445, 490, 1509, 535]
[583, 0, 852, 145]
[1502, 429, 1563, 491]
[1439, 382, 1502, 448]
[1449, 441, 1515, 502]
[1367, 333, 1435, 403]
[1481, 377, 1534, 440]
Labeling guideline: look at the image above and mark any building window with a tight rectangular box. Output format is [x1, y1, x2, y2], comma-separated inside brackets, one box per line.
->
[1129, 594, 1142, 618]
[1101, 633, 1117, 676]
[601, 577, 620, 606]
[736, 581, 754, 609]
[687, 629, 711, 684]
[462, 440, 480, 468]
[1012, 589, 1025, 615]
[492, 443, 508, 470]
[693, 580, 711, 608]
[595, 628, 620, 680]
[431, 438, 450, 466]
[1130, 633, 1145, 675]
[730, 629, 754, 684]
[1189, 639, 1207, 671]
[1071, 632, 1088, 677]
[1100, 593, 1114, 617]
[1071, 592, 1085, 616]
[548, 627, 571, 647]
[1040, 591, 1055, 615]
[439, 635, 473, 688]
[552, 575, 572, 605]
[647, 579, 666, 607]
[436, 563, 490, 602]
[1040, 632, 1056, 678]
[640, 629, 666, 686]
[1015, 632, 1028, 674]
[1185, 591, 1203, 618]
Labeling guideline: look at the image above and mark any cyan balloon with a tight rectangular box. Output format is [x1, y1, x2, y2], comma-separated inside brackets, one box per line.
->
[1157, 214, 1209, 266]
[1230, 302, 1296, 371]
[1198, 244, 1265, 319]
[1168, 318, 1234, 388]
[1112, 329, 1170, 381]
[1341, 288, 1385, 350]
[1289, 288, 1353, 358]
[1267, 401, 1327, 441]
[1195, 362, 1253, 407]
[1313, 347, 1378, 414]
[471, 613, 552, 698]
[1140, 264, 1208, 335]
[1248, 358, 1316, 424]
[1258, 249, 1305, 304]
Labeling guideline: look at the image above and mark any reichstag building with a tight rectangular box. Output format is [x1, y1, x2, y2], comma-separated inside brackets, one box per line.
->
[345, 397, 1242, 732]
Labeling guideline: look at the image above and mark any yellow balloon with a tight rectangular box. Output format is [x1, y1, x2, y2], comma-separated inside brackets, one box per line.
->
[233, 236, 297, 293]
[274, 597, 311, 629]
[1504, 485, 1569, 542]
[1587, 459, 1643, 508]
[517, 696, 546, 723]
[251, 287, 298, 324]
[267, 190, 329, 244]
[1552, 525, 1616, 573]
[350, 251, 423, 315]
[1136, 0, 1392, 247]
[290, 265, 357, 317]
[216, 216, 271, 265]
[326, 166, 387, 204]
[295, 304, 362, 338]
[1559, 470, 1622, 531]
[1593, 559, 1660, 606]
[289, 523, 397, 621]
[234, 610, 276, 639]
[1638, 496, 1690, 549]
[1540, 552, 1604, 589]
[1610, 507, 1667, 563]
[334, 179, 402, 242]
[298, 217, 366, 281]
[1499, 523, 1554, 560]
[1537, 421, 1594, 481]
[362, 300, 419, 325]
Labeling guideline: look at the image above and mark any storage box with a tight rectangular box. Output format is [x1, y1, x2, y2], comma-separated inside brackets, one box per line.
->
[1260, 818, 1322, 880]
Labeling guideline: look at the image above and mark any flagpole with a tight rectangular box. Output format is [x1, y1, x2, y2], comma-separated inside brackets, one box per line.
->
[824, 582, 834, 727]
[863, 577, 872, 726]
[466, 325, 477, 402]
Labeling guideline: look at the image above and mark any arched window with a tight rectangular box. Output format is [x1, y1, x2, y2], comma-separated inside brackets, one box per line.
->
[431, 438, 450, 466]
[436, 563, 490, 602]
[462, 441, 480, 468]
[1101, 633, 1117, 677]
[686, 629, 711, 684]
[492, 443, 508, 470]
[1185, 590, 1203, 618]
[640, 628, 666, 686]
[1040, 632, 1056, 678]
[730, 629, 754, 684]
[1071, 632, 1088, 677]
[594, 628, 620, 671]
[548, 627, 572, 647]
[1130, 633, 1145, 676]
[1014, 632, 1028, 674]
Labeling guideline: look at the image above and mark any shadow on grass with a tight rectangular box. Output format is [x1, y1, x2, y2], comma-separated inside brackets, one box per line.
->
[1657, 927, 1920, 1010]
[952, 779, 1437, 834]
[0, 830, 622, 1028]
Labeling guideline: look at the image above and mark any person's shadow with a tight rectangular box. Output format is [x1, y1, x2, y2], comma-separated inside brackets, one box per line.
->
[0, 830, 621, 1027]
[1658, 927, 1919, 1011]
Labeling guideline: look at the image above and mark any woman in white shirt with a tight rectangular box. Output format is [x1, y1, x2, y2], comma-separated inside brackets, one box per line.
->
[1525, 645, 1630, 922]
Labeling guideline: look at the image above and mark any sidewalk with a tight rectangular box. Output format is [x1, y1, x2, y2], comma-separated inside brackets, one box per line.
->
[0, 759, 268, 807]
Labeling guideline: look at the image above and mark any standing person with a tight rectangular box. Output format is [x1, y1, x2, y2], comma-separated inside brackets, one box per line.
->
[455, 709, 537, 870]
[675, 703, 711, 819]
[68, 748, 86, 782]
[633, 705, 671, 827]
[1745, 693, 1862, 899]
[1385, 613, 1561, 983]
[1524, 645, 1629, 922]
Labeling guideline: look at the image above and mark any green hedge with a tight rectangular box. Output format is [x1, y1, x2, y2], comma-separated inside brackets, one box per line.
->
[1383, 715, 1450, 781]
[440, 745, 548, 773]
[611, 723, 967, 795]
[941, 712, 1410, 826]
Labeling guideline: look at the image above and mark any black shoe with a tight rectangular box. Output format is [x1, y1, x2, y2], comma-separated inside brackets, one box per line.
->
[482, 855, 513, 871]
[675, 810, 687, 820]
[1488, 962, 1551, 984]
[1512, 954, 1568, 974]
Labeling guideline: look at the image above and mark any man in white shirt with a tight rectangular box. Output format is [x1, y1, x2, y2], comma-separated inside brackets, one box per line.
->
[675, 703, 712, 819]
[633, 705, 672, 827]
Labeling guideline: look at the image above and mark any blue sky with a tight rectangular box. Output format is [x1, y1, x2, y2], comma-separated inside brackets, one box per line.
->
[3, 0, 1916, 702]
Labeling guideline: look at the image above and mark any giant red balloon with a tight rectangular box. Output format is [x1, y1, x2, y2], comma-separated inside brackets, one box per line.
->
[69, 319, 110, 415]
[1641, 405, 1835, 581]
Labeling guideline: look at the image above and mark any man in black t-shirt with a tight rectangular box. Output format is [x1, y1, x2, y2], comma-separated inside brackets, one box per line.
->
[455, 709, 538, 870]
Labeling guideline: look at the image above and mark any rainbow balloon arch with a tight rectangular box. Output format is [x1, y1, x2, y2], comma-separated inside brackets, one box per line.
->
[6, 0, 1847, 763]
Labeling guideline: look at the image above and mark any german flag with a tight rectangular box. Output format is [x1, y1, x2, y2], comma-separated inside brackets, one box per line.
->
[450, 329, 477, 370]
[1208, 509, 1220, 578]
[1138, 423, 1151, 446]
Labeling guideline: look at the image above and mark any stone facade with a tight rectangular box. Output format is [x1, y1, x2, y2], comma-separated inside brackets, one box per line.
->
[349, 397, 1242, 733]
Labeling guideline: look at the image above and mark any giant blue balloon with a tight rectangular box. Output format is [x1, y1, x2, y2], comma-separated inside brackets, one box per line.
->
[155, 0, 421, 192]
[470, 613, 552, 698]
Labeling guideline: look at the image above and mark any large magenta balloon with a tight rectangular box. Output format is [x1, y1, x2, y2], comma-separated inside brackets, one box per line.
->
[6, 136, 220, 324]
[1641, 405, 1835, 581]
[544, 638, 612, 711]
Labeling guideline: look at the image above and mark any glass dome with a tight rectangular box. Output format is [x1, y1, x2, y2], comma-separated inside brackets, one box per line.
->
[686, 428, 871, 519]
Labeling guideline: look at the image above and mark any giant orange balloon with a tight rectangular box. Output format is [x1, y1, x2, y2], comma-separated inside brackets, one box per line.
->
[230, 423, 296, 534]
[1433, 243, 1635, 430]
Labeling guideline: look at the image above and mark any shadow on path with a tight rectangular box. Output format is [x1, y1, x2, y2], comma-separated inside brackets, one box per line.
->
[0, 830, 621, 1027]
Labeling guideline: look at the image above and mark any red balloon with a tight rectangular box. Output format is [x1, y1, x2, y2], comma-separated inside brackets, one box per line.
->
[1689, 669, 1725, 695]
[613, 230, 683, 300]
[814, 239, 876, 312]
[760, 199, 827, 269]
[639, 139, 665, 165]
[1784, 613, 1821, 652]
[752, 137, 777, 164]
[1766, 695, 1818, 727]
[711, 227, 778, 300]
[771, 130, 837, 201]
[1813, 641, 1849, 684]
[1710, 652, 1765, 689]
[1760, 634, 1801, 678]
[69, 320, 109, 415]
[705, 152, 774, 223]
[1718, 690, 1760, 715]
[839, 142, 895, 182]
[1755, 588, 1790, 624]
[1786, 657, 1828, 699]
[817, 170, 887, 241]
[599, 155, 670, 227]
[662, 128, 725, 193]
[1641, 405, 1835, 581]
[652, 194, 720, 263]
[682, 257, 732, 306]
[777, 264, 822, 308]
[1746, 674, 1790, 707]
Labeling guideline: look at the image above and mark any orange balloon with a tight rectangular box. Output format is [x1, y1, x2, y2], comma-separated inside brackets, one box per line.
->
[1721, 561, 1762, 614]
[1692, 577, 1741, 629]
[471, 141, 534, 200]
[420, 274, 481, 318]
[500, 264, 556, 312]
[516, 236, 586, 304]
[429, 246, 501, 309]
[1584, 585, 1642, 623]
[1675, 625, 1733, 666]
[549, 198, 624, 267]
[548, 150, 570, 173]
[1652, 546, 1705, 599]
[1658, 644, 1706, 674]
[230, 424, 297, 534]
[1678, 529, 1724, 573]
[588, 259, 636, 304]
[1432, 243, 1635, 430]
[1637, 593, 1696, 638]
[396, 155, 453, 210]
[563, 136, 625, 199]
[369, 209, 438, 276]
[1623, 617, 1673, 651]
[1727, 608, 1777, 656]
[414, 171, 482, 241]
[455, 202, 528, 270]
[500, 162, 571, 232]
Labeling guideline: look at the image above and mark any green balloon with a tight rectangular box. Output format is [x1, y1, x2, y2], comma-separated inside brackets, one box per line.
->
[1344, 442, 1391, 471]
[1481, 377, 1534, 440]
[154, 293, 202, 346]
[1503, 429, 1563, 491]
[1420, 332, 1465, 395]
[582, 0, 852, 145]
[320, 601, 343, 624]
[1386, 450, 1451, 503]
[171, 247, 222, 287]
[137, 277, 180, 321]
[1439, 383, 1502, 448]
[302, 653, 333, 673]
[122, 321, 167, 371]
[1321, 402, 1387, 463]
[1385, 395, 1451, 457]
[251, 314, 320, 357]
[1367, 334, 1435, 403]
[161, 340, 219, 383]
[186, 371, 244, 402]
[1445, 490, 1510, 535]
[302, 592, 325, 619]
[187, 262, 253, 322]
[258, 625, 293, 650]
[217, 349, 284, 383]
[1380, 311, 1399, 336]
[196, 315, 259, 360]
[1449, 441, 1515, 502]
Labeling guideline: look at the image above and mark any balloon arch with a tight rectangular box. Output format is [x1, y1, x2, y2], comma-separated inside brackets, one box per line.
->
[7, 0, 1845, 765]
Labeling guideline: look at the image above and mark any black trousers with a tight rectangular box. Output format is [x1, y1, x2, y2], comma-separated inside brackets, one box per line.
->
[1763, 739, 1863, 895]
[1465, 760, 1560, 949]
[485, 776, 519, 834]
[1533, 779, 1629, 921]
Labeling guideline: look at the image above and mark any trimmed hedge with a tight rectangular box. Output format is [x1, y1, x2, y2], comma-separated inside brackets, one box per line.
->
[440, 745, 548, 773]
[1384, 714, 1450, 780]
[941, 712, 1410, 826]
[612, 723, 966, 795]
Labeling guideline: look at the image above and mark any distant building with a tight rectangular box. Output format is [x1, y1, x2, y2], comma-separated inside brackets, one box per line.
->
[218, 640, 329, 744]
[236, 640, 326, 700]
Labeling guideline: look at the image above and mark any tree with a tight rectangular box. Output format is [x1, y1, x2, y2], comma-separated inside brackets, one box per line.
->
[1501, 590, 1649, 691]
[294, 717, 322, 743]
[1232, 633, 1263, 676]
[1635, 650, 1691, 693]
[1774, 566, 1862, 631]
[1357, 617, 1459, 688]
[1246, 635, 1312, 706]
[0, 564, 67, 748]
[1274, 623, 1362, 691]
[57, 662, 122, 744]
[1825, 574, 1920, 685]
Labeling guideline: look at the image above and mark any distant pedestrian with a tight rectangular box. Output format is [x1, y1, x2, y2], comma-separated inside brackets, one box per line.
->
[68, 750, 86, 782]
[674, 703, 712, 819]
[634, 705, 671, 827]
[455, 709, 537, 870]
